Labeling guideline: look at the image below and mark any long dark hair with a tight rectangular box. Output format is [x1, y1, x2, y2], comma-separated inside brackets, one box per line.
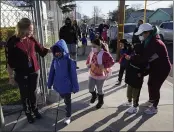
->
[92, 38, 108, 52]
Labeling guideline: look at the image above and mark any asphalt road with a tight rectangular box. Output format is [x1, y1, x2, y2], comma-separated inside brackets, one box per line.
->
[165, 42, 173, 64]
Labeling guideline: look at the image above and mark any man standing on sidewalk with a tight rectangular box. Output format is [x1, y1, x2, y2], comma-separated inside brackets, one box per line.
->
[59, 17, 79, 69]
[73, 20, 81, 57]
[80, 21, 88, 37]
[132, 20, 143, 45]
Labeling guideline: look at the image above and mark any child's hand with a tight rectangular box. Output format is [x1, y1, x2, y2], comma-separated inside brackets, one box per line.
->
[87, 64, 91, 68]
[138, 73, 141, 77]
[125, 55, 131, 60]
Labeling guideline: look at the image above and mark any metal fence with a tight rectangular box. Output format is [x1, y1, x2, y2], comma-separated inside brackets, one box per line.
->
[0, 0, 63, 115]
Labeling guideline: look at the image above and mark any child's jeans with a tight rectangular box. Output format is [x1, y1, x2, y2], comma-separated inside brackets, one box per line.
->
[82, 45, 86, 55]
[118, 65, 126, 82]
[127, 85, 141, 107]
[67, 44, 77, 61]
[60, 93, 71, 117]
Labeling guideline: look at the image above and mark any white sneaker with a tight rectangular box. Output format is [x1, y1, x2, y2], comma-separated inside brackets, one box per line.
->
[127, 106, 139, 114]
[141, 101, 153, 107]
[122, 102, 132, 107]
[64, 117, 71, 125]
[144, 106, 158, 115]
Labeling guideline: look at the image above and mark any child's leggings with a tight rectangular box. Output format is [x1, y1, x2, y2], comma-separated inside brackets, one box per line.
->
[88, 77, 105, 95]
[127, 85, 141, 107]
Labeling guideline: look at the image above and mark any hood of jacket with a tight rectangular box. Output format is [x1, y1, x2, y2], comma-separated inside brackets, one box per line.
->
[52, 39, 70, 59]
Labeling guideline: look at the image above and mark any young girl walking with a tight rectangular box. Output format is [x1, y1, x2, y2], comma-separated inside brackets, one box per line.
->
[86, 38, 114, 109]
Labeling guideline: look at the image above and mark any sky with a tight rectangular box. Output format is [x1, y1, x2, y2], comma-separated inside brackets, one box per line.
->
[76, 1, 173, 18]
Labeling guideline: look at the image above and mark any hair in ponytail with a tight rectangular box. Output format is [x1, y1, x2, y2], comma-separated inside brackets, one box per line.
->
[92, 38, 108, 52]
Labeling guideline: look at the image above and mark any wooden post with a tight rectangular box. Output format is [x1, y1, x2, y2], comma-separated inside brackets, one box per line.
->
[116, 0, 125, 61]
[144, 0, 147, 23]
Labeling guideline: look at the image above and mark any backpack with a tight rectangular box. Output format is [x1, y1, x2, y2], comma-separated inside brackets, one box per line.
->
[89, 50, 112, 78]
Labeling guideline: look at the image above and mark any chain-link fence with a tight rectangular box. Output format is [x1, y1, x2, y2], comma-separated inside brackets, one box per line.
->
[0, 0, 64, 115]
[0, 0, 34, 114]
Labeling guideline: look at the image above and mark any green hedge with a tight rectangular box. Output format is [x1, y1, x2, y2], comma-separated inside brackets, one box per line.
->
[1, 27, 15, 42]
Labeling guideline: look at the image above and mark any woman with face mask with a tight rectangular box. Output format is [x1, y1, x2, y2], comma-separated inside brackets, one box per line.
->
[86, 39, 114, 109]
[125, 23, 171, 115]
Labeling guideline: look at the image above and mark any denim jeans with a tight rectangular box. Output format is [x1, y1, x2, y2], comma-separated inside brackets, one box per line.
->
[67, 44, 77, 61]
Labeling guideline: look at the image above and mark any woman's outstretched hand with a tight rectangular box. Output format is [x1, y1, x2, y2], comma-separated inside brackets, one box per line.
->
[48, 47, 52, 53]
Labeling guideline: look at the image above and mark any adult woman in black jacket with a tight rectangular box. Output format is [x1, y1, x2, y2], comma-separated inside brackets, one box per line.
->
[6, 18, 51, 123]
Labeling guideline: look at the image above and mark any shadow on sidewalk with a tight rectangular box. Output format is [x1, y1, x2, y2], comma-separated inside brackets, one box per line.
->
[55, 85, 125, 131]
[83, 106, 155, 132]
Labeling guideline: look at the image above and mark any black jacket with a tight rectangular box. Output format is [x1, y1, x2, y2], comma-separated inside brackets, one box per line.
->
[125, 59, 149, 89]
[59, 25, 77, 44]
[125, 43, 149, 88]
[6, 35, 48, 74]
[74, 24, 81, 39]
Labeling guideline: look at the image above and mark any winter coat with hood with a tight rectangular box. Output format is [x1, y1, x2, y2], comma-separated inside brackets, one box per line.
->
[47, 39, 79, 94]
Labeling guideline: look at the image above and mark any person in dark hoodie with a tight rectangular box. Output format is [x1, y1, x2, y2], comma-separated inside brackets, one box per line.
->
[132, 19, 143, 46]
[48, 39, 79, 125]
[59, 17, 79, 69]
[115, 39, 133, 86]
[6, 18, 51, 123]
[123, 42, 149, 114]
[126, 23, 171, 114]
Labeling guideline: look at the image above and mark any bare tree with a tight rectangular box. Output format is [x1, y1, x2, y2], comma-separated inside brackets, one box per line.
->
[92, 6, 101, 24]
[81, 15, 90, 23]
[110, 9, 119, 22]
[130, 4, 143, 11]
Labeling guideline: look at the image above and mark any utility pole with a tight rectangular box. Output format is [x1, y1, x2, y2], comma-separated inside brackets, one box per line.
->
[116, 0, 125, 61]
[144, 0, 147, 23]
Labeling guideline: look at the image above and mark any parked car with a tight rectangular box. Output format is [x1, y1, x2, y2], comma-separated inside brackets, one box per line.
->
[107, 23, 136, 43]
[159, 21, 173, 42]
[124, 23, 137, 43]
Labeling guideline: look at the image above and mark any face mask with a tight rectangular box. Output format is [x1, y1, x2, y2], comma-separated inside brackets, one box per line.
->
[92, 48, 98, 53]
[55, 52, 63, 58]
[65, 21, 71, 26]
[139, 36, 144, 41]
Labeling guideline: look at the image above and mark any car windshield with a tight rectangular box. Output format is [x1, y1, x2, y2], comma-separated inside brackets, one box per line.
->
[124, 24, 136, 33]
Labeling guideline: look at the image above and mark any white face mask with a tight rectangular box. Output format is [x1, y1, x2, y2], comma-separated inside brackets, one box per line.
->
[92, 48, 98, 53]
[139, 36, 144, 41]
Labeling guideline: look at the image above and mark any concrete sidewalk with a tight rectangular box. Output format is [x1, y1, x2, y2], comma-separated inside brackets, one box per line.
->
[3, 56, 173, 131]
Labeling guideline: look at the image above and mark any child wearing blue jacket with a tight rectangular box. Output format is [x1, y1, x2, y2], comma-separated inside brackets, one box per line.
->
[89, 29, 95, 43]
[48, 39, 79, 125]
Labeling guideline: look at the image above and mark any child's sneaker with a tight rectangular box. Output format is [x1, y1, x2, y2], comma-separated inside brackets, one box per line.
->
[122, 101, 132, 106]
[144, 106, 158, 115]
[141, 101, 153, 107]
[115, 81, 121, 85]
[127, 106, 139, 114]
[64, 117, 71, 125]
